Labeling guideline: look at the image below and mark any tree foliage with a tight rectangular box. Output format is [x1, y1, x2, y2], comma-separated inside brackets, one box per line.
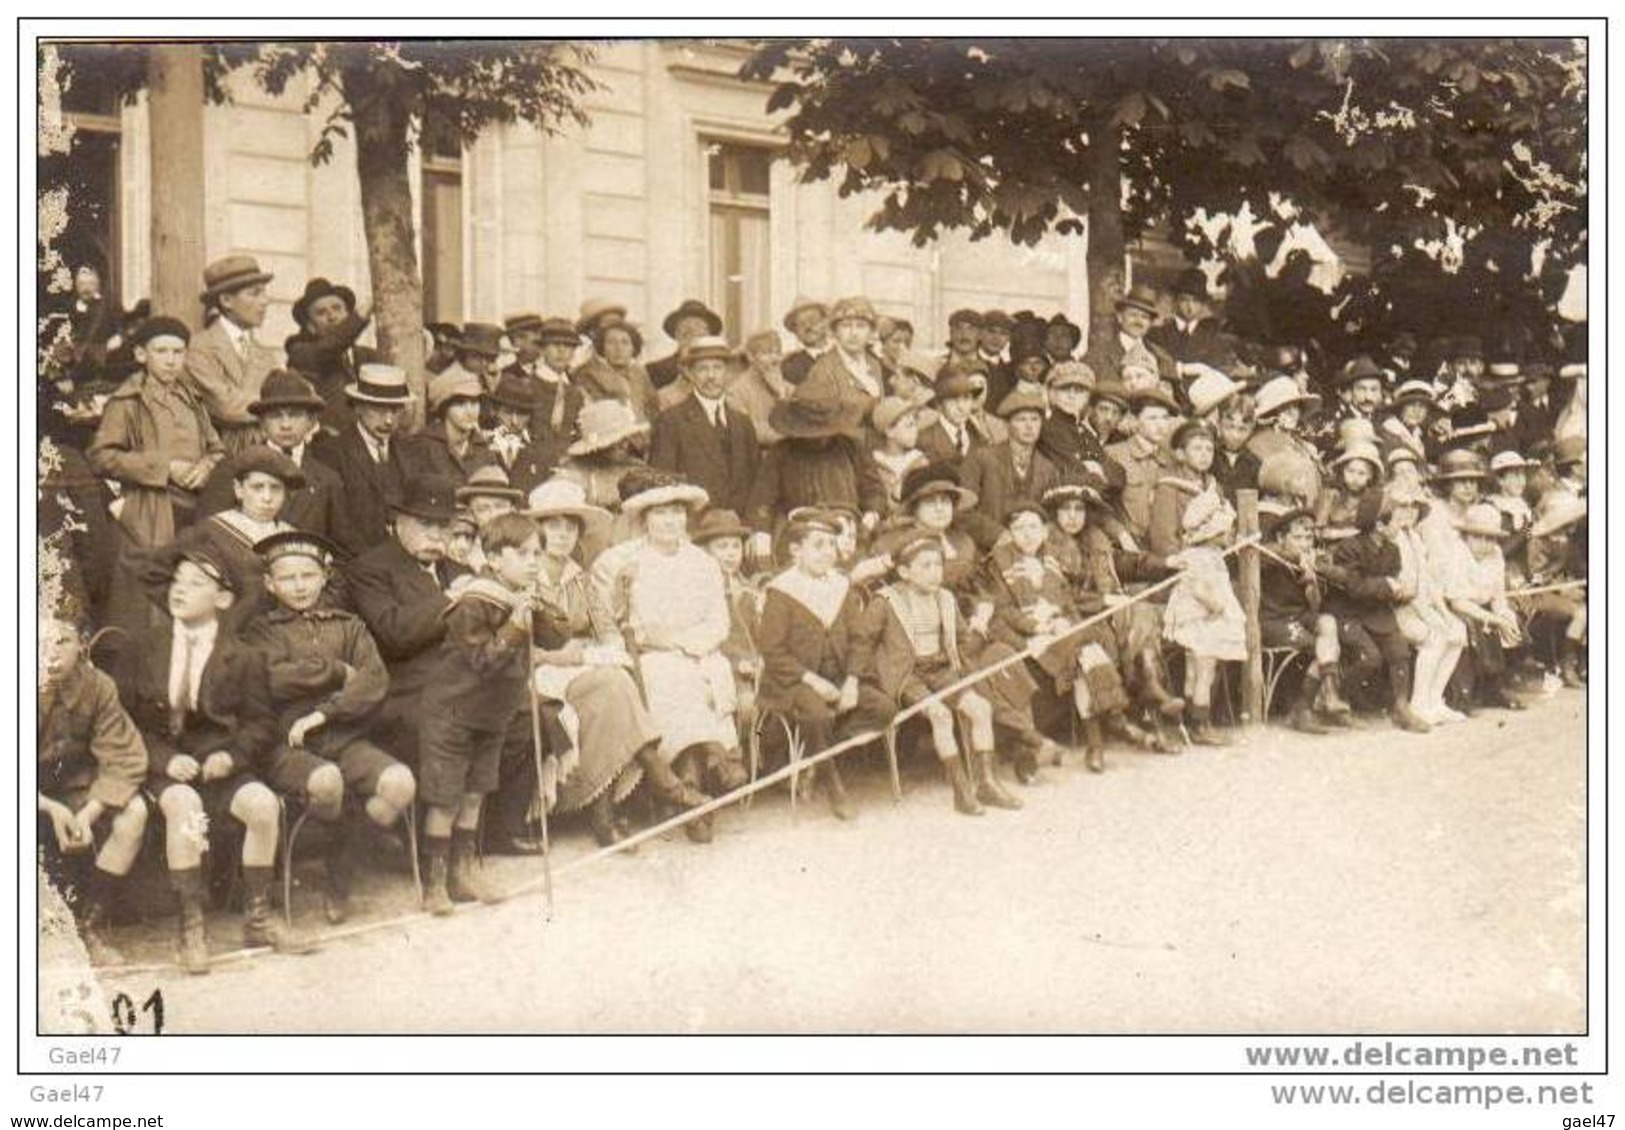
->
[744, 37, 1587, 345]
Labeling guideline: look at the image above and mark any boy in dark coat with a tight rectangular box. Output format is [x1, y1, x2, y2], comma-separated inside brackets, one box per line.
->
[117, 548, 313, 973]
[39, 616, 151, 963]
[1257, 503, 1353, 734]
[242, 531, 416, 924]
[756, 513, 895, 820]
[416, 514, 541, 915]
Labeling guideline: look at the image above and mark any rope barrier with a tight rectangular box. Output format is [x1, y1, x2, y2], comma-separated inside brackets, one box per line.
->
[97, 535, 1260, 978]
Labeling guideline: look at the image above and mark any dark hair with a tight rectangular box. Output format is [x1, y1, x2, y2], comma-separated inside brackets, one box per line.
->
[480, 513, 541, 556]
[592, 321, 643, 357]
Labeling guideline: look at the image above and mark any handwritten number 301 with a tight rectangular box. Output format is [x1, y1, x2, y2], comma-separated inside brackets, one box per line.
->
[109, 989, 164, 1035]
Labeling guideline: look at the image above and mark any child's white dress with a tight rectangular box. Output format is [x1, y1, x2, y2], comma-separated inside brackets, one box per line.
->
[1163, 544, 1248, 661]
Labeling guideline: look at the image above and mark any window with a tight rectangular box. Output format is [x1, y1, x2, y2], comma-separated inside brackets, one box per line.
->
[420, 118, 464, 324]
[706, 141, 775, 343]
[57, 73, 124, 302]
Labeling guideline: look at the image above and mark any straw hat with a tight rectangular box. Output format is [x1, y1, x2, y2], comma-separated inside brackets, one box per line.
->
[1186, 366, 1241, 416]
[456, 465, 525, 505]
[344, 363, 412, 405]
[1254, 376, 1321, 419]
[567, 400, 650, 457]
[525, 477, 612, 542]
[199, 254, 273, 303]
[1330, 441, 1386, 478]
[621, 471, 710, 516]
[1433, 449, 1490, 482]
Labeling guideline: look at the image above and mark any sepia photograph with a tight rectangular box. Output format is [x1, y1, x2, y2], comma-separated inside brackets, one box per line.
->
[24, 19, 1599, 1092]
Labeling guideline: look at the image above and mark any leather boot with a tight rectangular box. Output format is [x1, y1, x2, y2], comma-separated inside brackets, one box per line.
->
[1187, 705, 1232, 747]
[242, 866, 318, 954]
[588, 790, 624, 847]
[1082, 717, 1106, 774]
[171, 867, 210, 975]
[1290, 674, 1329, 735]
[1012, 742, 1040, 785]
[944, 756, 983, 816]
[322, 822, 354, 926]
[1138, 648, 1187, 718]
[1560, 638, 1586, 688]
[674, 750, 715, 844]
[422, 847, 454, 917]
[1319, 670, 1354, 726]
[1390, 701, 1432, 733]
[973, 749, 1023, 810]
[448, 829, 506, 905]
[820, 761, 856, 821]
[78, 870, 126, 967]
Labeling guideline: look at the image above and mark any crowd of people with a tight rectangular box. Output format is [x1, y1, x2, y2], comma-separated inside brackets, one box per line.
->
[38, 256, 1589, 973]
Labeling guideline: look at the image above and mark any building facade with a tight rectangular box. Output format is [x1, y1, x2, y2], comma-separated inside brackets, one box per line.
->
[59, 40, 1092, 355]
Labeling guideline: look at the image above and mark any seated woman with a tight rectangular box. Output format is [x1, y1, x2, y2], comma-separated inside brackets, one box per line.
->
[602, 470, 747, 844]
[525, 477, 695, 846]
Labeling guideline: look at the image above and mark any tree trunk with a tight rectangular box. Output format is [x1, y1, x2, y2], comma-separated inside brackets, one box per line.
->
[147, 45, 206, 326]
[1084, 122, 1127, 358]
[341, 60, 428, 430]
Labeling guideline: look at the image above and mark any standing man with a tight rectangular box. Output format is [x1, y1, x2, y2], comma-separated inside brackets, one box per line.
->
[523, 317, 588, 471]
[1147, 269, 1227, 372]
[1084, 285, 1176, 390]
[959, 388, 1062, 549]
[284, 277, 378, 439]
[780, 297, 831, 385]
[647, 299, 724, 391]
[1307, 355, 1387, 456]
[939, 309, 986, 376]
[502, 313, 545, 379]
[311, 363, 413, 558]
[649, 336, 760, 516]
[185, 255, 282, 453]
[1105, 387, 1181, 542]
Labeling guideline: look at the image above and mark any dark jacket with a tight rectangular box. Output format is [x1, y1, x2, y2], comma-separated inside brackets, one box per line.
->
[746, 435, 884, 533]
[117, 620, 278, 778]
[916, 418, 986, 468]
[755, 575, 868, 713]
[1038, 410, 1110, 477]
[345, 538, 466, 703]
[505, 365, 587, 474]
[421, 582, 532, 727]
[38, 663, 149, 807]
[284, 313, 381, 438]
[959, 442, 1061, 549]
[398, 422, 495, 488]
[198, 447, 343, 545]
[241, 604, 390, 753]
[311, 424, 407, 558]
[649, 395, 760, 516]
[1146, 318, 1229, 369]
[1321, 532, 1403, 632]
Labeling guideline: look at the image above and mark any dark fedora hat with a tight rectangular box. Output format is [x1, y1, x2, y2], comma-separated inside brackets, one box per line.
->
[1170, 268, 1209, 301]
[249, 368, 326, 416]
[199, 255, 274, 303]
[662, 298, 724, 340]
[1115, 285, 1160, 318]
[486, 371, 538, 413]
[291, 277, 357, 327]
[768, 393, 866, 440]
[1045, 313, 1083, 350]
[390, 474, 460, 524]
[1332, 354, 1387, 388]
[691, 508, 752, 544]
[458, 322, 506, 358]
[900, 461, 978, 512]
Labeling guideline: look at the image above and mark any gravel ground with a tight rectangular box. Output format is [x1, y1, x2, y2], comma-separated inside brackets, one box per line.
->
[81, 689, 1587, 1034]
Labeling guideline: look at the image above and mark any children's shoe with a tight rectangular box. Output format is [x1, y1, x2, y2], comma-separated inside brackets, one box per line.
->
[447, 852, 507, 905]
[944, 756, 983, 816]
[972, 750, 1023, 810]
[423, 857, 455, 917]
[1390, 703, 1432, 733]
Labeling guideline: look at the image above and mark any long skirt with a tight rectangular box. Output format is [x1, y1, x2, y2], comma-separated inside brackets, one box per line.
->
[535, 664, 658, 812]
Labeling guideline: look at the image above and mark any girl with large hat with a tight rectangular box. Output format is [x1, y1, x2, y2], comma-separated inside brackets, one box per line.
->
[750, 389, 885, 549]
[553, 399, 653, 563]
[522, 477, 686, 847]
[602, 469, 747, 842]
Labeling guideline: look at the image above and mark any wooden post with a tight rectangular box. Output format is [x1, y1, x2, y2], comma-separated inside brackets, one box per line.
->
[1236, 489, 1265, 725]
[146, 45, 207, 325]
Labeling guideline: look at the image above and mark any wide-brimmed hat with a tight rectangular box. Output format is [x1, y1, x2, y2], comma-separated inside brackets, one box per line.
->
[458, 322, 506, 358]
[1391, 380, 1439, 408]
[1386, 446, 1424, 472]
[1457, 503, 1508, 539]
[1115, 285, 1160, 318]
[691, 508, 752, 544]
[1170, 268, 1209, 301]
[199, 254, 273, 303]
[1434, 449, 1490, 482]
[291, 277, 357, 326]
[1047, 360, 1095, 391]
[525, 477, 612, 542]
[231, 444, 307, 490]
[872, 396, 922, 435]
[995, 388, 1048, 420]
[503, 312, 545, 337]
[900, 462, 978, 512]
[1332, 355, 1386, 388]
[769, 393, 867, 440]
[621, 471, 710, 516]
[781, 296, 828, 333]
[254, 529, 342, 568]
[1089, 379, 1131, 411]
[577, 297, 628, 335]
[1330, 441, 1386, 478]
[390, 475, 459, 523]
[456, 465, 525, 505]
[1045, 314, 1084, 352]
[828, 296, 879, 328]
[681, 335, 734, 366]
[537, 317, 580, 346]
[1258, 499, 1316, 539]
[1530, 489, 1587, 538]
[568, 399, 650, 457]
[1254, 375, 1321, 419]
[1128, 385, 1180, 414]
[486, 371, 538, 413]
[1186, 367, 1241, 416]
[662, 299, 723, 339]
[344, 363, 413, 405]
[1489, 450, 1536, 475]
[249, 369, 325, 415]
[427, 369, 484, 416]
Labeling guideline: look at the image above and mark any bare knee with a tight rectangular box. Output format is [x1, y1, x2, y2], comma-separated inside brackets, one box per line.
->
[232, 783, 281, 832]
[111, 795, 149, 837]
[159, 786, 202, 822]
[306, 764, 344, 816]
[374, 765, 416, 813]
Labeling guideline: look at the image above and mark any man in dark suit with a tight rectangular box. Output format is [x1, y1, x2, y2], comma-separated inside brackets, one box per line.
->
[1083, 285, 1177, 388]
[959, 388, 1061, 549]
[916, 370, 988, 469]
[780, 296, 830, 385]
[198, 369, 341, 542]
[117, 547, 311, 970]
[646, 299, 724, 390]
[283, 277, 381, 439]
[344, 475, 468, 770]
[311, 363, 411, 559]
[483, 371, 554, 496]
[649, 336, 759, 515]
[1147, 269, 1229, 372]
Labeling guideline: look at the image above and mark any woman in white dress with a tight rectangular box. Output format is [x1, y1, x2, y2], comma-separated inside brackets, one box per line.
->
[601, 469, 748, 843]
